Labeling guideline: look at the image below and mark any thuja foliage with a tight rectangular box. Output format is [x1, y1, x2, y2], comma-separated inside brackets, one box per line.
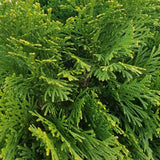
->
[0, 0, 160, 159]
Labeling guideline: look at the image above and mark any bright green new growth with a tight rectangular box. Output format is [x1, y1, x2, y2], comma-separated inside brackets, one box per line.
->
[0, 0, 160, 159]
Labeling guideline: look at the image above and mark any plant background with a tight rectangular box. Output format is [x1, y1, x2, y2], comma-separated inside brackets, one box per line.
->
[0, 0, 160, 159]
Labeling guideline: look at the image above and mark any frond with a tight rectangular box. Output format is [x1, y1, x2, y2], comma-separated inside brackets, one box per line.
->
[115, 76, 160, 126]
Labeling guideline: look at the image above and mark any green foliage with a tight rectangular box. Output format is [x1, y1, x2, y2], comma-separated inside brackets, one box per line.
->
[0, 0, 160, 159]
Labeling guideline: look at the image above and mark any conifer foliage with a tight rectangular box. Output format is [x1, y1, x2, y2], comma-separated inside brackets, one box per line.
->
[0, 0, 160, 159]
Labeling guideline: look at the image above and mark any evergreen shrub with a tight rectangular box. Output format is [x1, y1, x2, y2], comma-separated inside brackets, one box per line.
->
[0, 0, 160, 159]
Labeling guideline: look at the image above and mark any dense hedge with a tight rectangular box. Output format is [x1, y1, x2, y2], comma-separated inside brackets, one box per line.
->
[0, 0, 160, 159]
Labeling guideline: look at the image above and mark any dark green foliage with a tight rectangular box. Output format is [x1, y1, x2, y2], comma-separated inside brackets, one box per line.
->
[0, 0, 160, 159]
